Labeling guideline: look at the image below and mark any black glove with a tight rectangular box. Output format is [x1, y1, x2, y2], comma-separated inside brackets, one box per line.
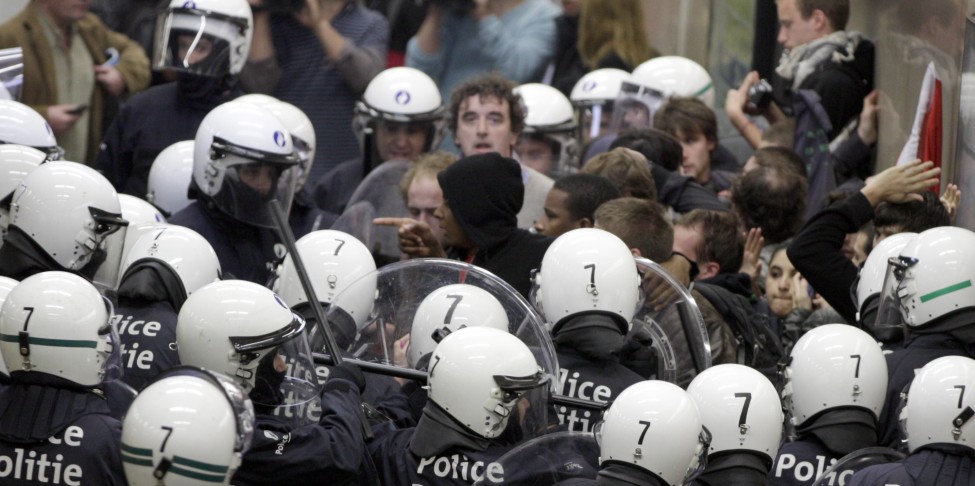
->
[327, 362, 366, 393]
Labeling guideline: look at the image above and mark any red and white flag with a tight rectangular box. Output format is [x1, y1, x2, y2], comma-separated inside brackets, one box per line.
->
[897, 61, 943, 195]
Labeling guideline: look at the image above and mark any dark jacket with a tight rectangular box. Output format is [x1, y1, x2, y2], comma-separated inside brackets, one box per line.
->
[438, 153, 552, 298]
[0, 4, 150, 164]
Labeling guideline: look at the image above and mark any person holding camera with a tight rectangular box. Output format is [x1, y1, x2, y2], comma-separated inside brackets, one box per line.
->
[242, 0, 389, 182]
[727, 0, 873, 148]
[406, 0, 560, 105]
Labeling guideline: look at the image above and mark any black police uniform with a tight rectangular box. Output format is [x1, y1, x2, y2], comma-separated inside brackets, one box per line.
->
[879, 333, 975, 447]
[169, 201, 279, 285]
[692, 452, 774, 486]
[114, 300, 180, 391]
[367, 422, 516, 485]
[231, 373, 367, 486]
[0, 375, 126, 485]
[846, 445, 975, 486]
[556, 348, 642, 433]
[96, 78, 240, 198]
[770, 438, 861, 486]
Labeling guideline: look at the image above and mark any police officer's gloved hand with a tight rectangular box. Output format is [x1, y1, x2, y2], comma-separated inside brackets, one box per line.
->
[326, 362, 366, 393]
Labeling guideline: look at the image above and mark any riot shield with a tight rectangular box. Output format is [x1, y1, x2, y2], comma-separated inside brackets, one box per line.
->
[324, 258, 559, 441]
[633, 257, 711, 386]
[810, 447, 906, 486]
[331, 200, 376, 252]
[471, 431, 600, 486]
[609, 80, 665, 134]
[344, 159, 410, 262]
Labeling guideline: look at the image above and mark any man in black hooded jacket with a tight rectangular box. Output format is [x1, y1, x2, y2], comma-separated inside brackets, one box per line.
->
[376, 152, 551, 298]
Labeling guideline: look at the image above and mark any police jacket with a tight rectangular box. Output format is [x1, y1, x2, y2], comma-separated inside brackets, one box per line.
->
[169, 200, 279, 285]
[0, 374, 126, 485]
[232, 375, 367, 486]
[846, 444, 975, 486]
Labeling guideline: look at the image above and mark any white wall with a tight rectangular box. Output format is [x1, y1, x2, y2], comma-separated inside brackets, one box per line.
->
[1, 1, 29, 24]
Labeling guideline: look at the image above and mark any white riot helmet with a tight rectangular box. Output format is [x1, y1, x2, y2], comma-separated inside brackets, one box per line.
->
[0, 276, 17, 377]
[532, 228, 641, 333]
[153, 0, 253, 77]
[353, 67, 446, 169]
[514, 83, 579, 178]
[408, 283, 510, 369]
[632, 56, 715, 109]
[8, 162, 128, 287]
[176, 280, 320, 424]
[596, 380, 710, 485]
[0, 144, 45, 242]
[426, 326, 548, 439]
[118, 225, 221, 307]
[193, 101, 300, 228]
[120, 194, 167, 225]
[236, 95, 316, 190]
[902, 356, 975, 453]
[121, 367, 255, 486]
[147, 140, 194, 217]
[687, 364, 783, 466]
[273, 230, 375, 346]
[570, 68, 632, 143]
[782, 324, 888, 428]
[0, 99, 63, 161]
[0, 271, 118, 386]
[886, 226, 975, 328]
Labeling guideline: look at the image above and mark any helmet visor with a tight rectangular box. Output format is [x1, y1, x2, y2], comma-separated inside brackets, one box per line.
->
[609, 81, 665, 134]
[232, 316, 322, 428]
[208, 138, 300, 228]
[82, 207, 128, 295]
[574, 100, 614, 144]
[873, 256, 916, 335]
[153, 8, 246, 77]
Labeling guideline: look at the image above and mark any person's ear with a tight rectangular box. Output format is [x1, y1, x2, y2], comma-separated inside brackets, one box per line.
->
[630, 248, 642, 258]
[698, 261, 721, 281]
[811, 9, 829, 31]
[577, 217, 594, 229]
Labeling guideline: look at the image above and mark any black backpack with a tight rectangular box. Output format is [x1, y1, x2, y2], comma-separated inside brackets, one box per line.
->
[694, 282, 785, 381]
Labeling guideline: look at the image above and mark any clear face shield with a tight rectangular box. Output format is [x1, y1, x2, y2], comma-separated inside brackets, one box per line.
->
[574, 100, 615, 144]
[632, 257, 711, 386]
[208, 137, 300, 229]
[324, 258, 559, 442]
[153, 8, 245, 76]
[230, 315, 321, 428]
[609, 82, 665, 135]
[82, 207, 129, 295]
[516, 128, 580, 179]
[352, 102, 446, 167]
[873, 256, 918, 338]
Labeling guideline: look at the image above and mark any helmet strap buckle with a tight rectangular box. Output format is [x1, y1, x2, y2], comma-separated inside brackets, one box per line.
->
[17, 330, 31, 370]
[153, 456, 173, 480]
[952, 407, 974, 439]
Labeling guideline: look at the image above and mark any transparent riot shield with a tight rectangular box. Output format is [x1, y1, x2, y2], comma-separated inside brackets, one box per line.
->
[471, 431, 600, 486]
[810, 447, 906, 486]
[324, 258, 559, 441]
[345, 159, 410, 263]
[332, 200, 376, 253]
[633, 257, 711, 386]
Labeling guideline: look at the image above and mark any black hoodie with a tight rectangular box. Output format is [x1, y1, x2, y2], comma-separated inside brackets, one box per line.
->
[437, 153, 552, 298]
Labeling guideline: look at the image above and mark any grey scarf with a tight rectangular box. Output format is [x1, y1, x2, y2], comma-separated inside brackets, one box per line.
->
[776, 31, 864, 90]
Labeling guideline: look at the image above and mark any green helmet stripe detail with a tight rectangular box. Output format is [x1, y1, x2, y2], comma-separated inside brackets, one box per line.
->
[121, 442, 154, 456]
[693, 82, 714, 97]
[170, 465, 227, 483]
[173, 455, 230, 473]
[0, 334, 97, 348]
[121, 454, 154, 467]
[919, 280, 973, 303]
